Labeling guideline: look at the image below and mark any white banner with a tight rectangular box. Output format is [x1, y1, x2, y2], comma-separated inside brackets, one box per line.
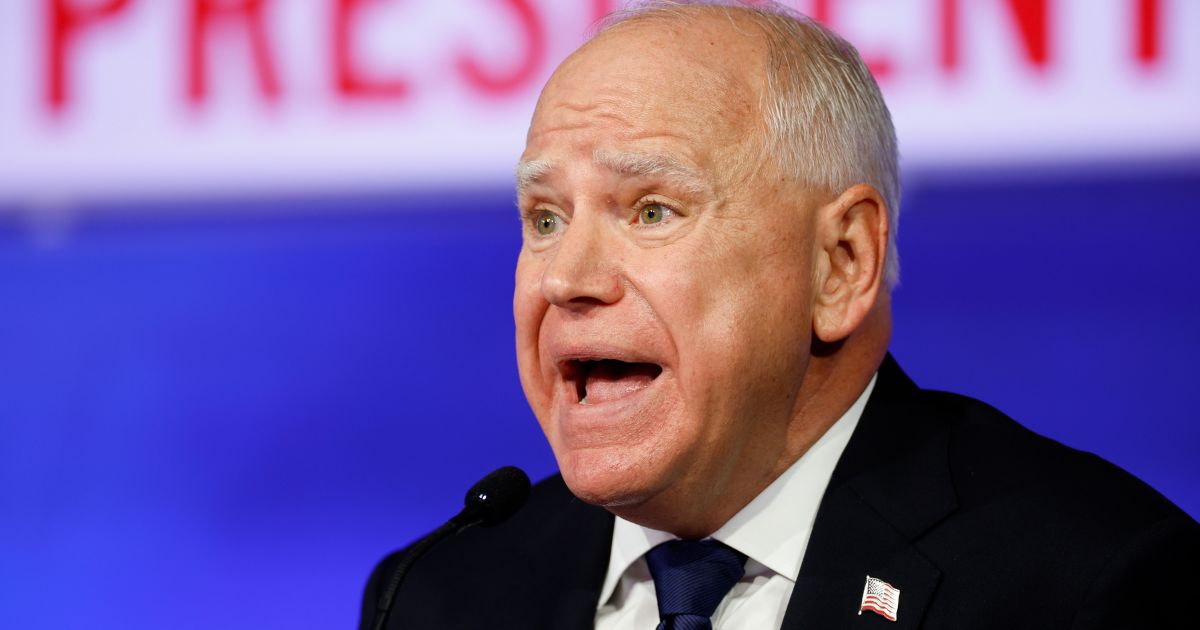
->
[1, 0, 1197, 205]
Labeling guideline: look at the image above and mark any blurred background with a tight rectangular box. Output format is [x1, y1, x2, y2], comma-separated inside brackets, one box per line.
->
[1, 1, 1197, 628]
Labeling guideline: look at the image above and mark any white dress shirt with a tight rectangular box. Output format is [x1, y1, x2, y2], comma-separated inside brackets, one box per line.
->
[594, 375, 877, 630]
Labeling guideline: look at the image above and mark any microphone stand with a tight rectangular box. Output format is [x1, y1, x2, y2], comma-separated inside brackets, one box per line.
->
[368, 466, 530, 630]
[370, 518, 465, 630]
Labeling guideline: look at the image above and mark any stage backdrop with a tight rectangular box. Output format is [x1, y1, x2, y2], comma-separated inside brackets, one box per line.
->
[1, 2, 1197, 629]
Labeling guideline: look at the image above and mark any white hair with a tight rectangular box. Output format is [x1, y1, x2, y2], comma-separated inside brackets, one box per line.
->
[597, 0, 902, 286]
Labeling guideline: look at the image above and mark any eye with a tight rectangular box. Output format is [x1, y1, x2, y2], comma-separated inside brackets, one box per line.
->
[533, 209, 561, 236]
[638, 203, 671, 225]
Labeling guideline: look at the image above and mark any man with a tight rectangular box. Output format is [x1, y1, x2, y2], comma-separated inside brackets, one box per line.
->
[362, 2, 1198, 628]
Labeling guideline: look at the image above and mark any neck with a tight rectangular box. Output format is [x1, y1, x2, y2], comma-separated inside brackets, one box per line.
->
[783, 299, 891, 475]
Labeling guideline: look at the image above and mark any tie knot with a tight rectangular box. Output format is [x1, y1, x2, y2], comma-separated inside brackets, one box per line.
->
[646, 539, 747, 628]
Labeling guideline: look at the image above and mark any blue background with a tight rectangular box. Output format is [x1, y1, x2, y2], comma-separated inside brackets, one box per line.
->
[1, 163, 1197, 628]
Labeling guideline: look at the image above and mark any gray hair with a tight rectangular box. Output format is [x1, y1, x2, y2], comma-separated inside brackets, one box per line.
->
[597, 0, 901, 287]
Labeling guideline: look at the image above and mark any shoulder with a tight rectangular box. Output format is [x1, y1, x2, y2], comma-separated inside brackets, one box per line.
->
[924, 388, 1184, 530]
[360, 474, 613, 630]
[909, 388, 1199, 627]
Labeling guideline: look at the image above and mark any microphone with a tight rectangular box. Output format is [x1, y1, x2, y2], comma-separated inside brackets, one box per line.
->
[369, 466, 531, 630]
[454, 464, 532, 527]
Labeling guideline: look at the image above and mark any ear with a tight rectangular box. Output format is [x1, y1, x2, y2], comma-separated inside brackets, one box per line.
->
[811, 183, 889, 343]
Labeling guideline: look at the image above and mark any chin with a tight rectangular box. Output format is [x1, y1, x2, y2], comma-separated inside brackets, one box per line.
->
[556, 447, 664, 509]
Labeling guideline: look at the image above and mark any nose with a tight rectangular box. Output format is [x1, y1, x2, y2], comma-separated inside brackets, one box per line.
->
[540, 211, 624, 308]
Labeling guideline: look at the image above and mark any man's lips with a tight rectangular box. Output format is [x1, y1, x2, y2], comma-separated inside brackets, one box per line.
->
[546, 348, 672, 448]
[558, 357, 665, 405]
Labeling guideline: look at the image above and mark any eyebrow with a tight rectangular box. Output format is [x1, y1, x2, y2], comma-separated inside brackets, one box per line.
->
[515, 159, 554, 191]
[514, 150, 708, 196]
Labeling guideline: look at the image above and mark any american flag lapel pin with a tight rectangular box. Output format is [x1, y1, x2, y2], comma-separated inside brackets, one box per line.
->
[858, 575, 900, 622]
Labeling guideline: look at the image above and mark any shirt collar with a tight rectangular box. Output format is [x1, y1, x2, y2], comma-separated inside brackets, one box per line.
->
[597, 373, 877, 606]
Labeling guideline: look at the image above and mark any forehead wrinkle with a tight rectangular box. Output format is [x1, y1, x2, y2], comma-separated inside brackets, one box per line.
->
[592, 149, 708, 196]
[530, 99, 638, 141]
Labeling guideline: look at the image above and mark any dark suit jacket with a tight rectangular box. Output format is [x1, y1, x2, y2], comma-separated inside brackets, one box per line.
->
[361, 356, 1199, 629]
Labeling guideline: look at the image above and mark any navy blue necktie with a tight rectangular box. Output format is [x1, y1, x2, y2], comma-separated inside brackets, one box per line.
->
[645, 540, 748, 630]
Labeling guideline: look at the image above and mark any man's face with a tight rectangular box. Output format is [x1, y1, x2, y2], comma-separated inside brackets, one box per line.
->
[514, 19, 822, 526]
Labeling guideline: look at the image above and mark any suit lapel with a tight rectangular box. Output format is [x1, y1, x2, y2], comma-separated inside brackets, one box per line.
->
[512, 484, 613, 630]
[543, 499, 613, 629]
[782, 356, 956, 630]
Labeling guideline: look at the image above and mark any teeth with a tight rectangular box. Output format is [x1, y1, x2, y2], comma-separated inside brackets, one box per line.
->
[580, 395, 589, 405]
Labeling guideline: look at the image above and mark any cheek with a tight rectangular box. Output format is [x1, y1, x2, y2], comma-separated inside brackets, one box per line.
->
[514, 249, 551, 330]
[640, 236, 769, 351]
[641, 232, 812, 415]
[513, 253, 552, 411]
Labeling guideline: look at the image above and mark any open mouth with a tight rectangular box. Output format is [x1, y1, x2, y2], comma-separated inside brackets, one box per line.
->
[561, 358, 664, 405]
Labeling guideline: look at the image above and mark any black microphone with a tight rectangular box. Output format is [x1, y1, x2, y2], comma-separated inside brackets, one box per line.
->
[369, 466, 531, 630]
